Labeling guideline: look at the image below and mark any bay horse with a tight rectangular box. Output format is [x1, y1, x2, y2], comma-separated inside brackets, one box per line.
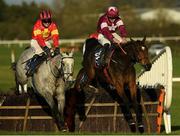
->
[73, 37, 152, 132]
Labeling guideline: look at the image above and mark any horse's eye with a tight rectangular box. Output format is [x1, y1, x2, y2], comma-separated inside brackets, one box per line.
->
[141, 46, 145, 50]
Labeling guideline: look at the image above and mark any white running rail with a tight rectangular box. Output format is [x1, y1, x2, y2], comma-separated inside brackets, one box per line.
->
[137, 46, 172, 134]
[1, 36, 180, 47]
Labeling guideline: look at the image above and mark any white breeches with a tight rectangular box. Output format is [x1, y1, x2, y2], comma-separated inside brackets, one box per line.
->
[30, 39, 52, 55]
[98, 33, 123, 46]
[82, 33, 123, 55]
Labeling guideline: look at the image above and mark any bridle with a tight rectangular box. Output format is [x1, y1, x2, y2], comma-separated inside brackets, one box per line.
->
[62, 56, 74, 81]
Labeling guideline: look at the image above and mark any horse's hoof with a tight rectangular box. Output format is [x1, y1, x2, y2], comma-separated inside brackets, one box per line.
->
[129, 122, 136, 132]
[138, 124, 144, 133]
[61, 128, 68, 132]
[61, 126, 69, 132]
[60, 123, 69, 132]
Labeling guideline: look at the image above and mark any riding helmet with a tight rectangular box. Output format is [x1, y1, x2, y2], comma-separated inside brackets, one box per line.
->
[106, 6, 119, 19]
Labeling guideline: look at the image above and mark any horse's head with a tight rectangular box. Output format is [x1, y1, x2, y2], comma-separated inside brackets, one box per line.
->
[61, 49, 75, 81]
[130, 37, 152, 71]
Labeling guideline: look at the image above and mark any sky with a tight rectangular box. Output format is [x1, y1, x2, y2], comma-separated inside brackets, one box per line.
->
[4, 0, 53, 6]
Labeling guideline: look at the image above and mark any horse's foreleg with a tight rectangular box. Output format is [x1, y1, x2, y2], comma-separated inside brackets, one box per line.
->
[116, 83, 136, 132]
[55, 79, 67, 130]
[23, 84, 27, 93]
[129, 81, 144, 133]
[56, 79, 65, 116]
[74, 69, 88, 121]
[64, 88, 78, 132]
[41, 90, 65, 131]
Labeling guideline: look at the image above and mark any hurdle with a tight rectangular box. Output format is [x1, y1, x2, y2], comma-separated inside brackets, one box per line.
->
[137, 46, 172, 134]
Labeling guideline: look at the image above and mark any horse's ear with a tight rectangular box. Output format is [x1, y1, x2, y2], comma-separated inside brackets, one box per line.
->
[69, 48, 74, 56]
[130, 37, 134, 42]
[142, 36, 146, 43]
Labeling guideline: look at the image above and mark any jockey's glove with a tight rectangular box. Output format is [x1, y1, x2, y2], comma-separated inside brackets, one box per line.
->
[54, 47, 60, 56]
[43, 46, 50, 56]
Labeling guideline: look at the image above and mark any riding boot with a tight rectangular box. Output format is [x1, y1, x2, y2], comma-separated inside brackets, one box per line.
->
[26, 54, 46, 77]
[102, 43, 115, 67]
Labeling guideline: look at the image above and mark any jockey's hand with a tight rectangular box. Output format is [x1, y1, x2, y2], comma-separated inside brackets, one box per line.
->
[113, 37, 121, 46]
[43, 46, 50, 56]
[121, 37, 127, 44]
[54, 47, 60, 56]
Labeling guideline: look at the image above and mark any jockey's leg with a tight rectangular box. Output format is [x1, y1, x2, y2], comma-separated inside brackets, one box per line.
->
[97, 34, 115, 67]
[26, 39, 49, 77]
[26, 54, 47, 76]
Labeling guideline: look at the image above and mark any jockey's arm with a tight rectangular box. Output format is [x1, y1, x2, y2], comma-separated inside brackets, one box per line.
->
[35, 35, 47, 47]
[102, 27, 122, 45]
[51, 31, 60, 55]
[113, 37, 121, 45]
[51, 26, 60, 55]
[101, 27, 114, 43]
[52, 34, 59, 48]
[51, 23, 60, 48]
[118, 25, 128, 44]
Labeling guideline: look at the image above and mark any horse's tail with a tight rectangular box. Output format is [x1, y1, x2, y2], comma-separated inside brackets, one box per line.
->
[11, 61, 22, 94]
[10, 49, 20, 93]
[11, 49, 16, 71]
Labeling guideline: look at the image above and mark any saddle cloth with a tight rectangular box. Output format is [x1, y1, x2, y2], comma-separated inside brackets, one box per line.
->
[94, 47, 104, 68]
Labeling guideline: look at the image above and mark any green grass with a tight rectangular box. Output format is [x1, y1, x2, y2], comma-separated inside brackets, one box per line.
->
[0, 44, 180, 134]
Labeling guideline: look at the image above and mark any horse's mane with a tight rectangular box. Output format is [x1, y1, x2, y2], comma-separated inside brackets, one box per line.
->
[24, 46, 31, 50]
[50, 54, 62, 66]
[119, 39, 144, 53]
[49, 54, 63, 78]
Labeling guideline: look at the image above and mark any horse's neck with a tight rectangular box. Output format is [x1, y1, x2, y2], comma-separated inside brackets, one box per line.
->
[123, 42, 133, 54]
[49, 55, 62, 77]
[50, 55, 61, 65]
[112, 43, 135, 68]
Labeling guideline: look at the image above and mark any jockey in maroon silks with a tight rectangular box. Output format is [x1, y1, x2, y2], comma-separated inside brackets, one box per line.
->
[90, 6, 128, 67]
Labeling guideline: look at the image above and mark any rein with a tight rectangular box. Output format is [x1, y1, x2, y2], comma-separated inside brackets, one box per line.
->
[111, 43, 137, 68]
[117, 44, 127, 55]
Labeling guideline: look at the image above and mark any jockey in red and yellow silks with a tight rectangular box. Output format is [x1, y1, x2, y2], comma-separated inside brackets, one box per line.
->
[26, 10, 60, 76]
[32, 19, 59, 48]
[31, 10, 60, 55]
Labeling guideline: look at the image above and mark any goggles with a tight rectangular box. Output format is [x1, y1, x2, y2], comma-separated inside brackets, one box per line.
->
[42, 18, 52, 23]
[108, 16, 116, 19]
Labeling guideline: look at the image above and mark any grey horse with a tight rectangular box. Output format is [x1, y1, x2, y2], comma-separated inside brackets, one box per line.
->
[13, 47, 75, 131]
[14, 48, 74, 94]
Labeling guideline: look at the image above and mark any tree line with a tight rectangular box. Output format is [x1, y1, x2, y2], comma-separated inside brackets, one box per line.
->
[0, 0, 180, 40]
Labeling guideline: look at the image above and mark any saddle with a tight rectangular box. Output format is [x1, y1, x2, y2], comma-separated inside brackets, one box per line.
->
[25, 54, 47, 77]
